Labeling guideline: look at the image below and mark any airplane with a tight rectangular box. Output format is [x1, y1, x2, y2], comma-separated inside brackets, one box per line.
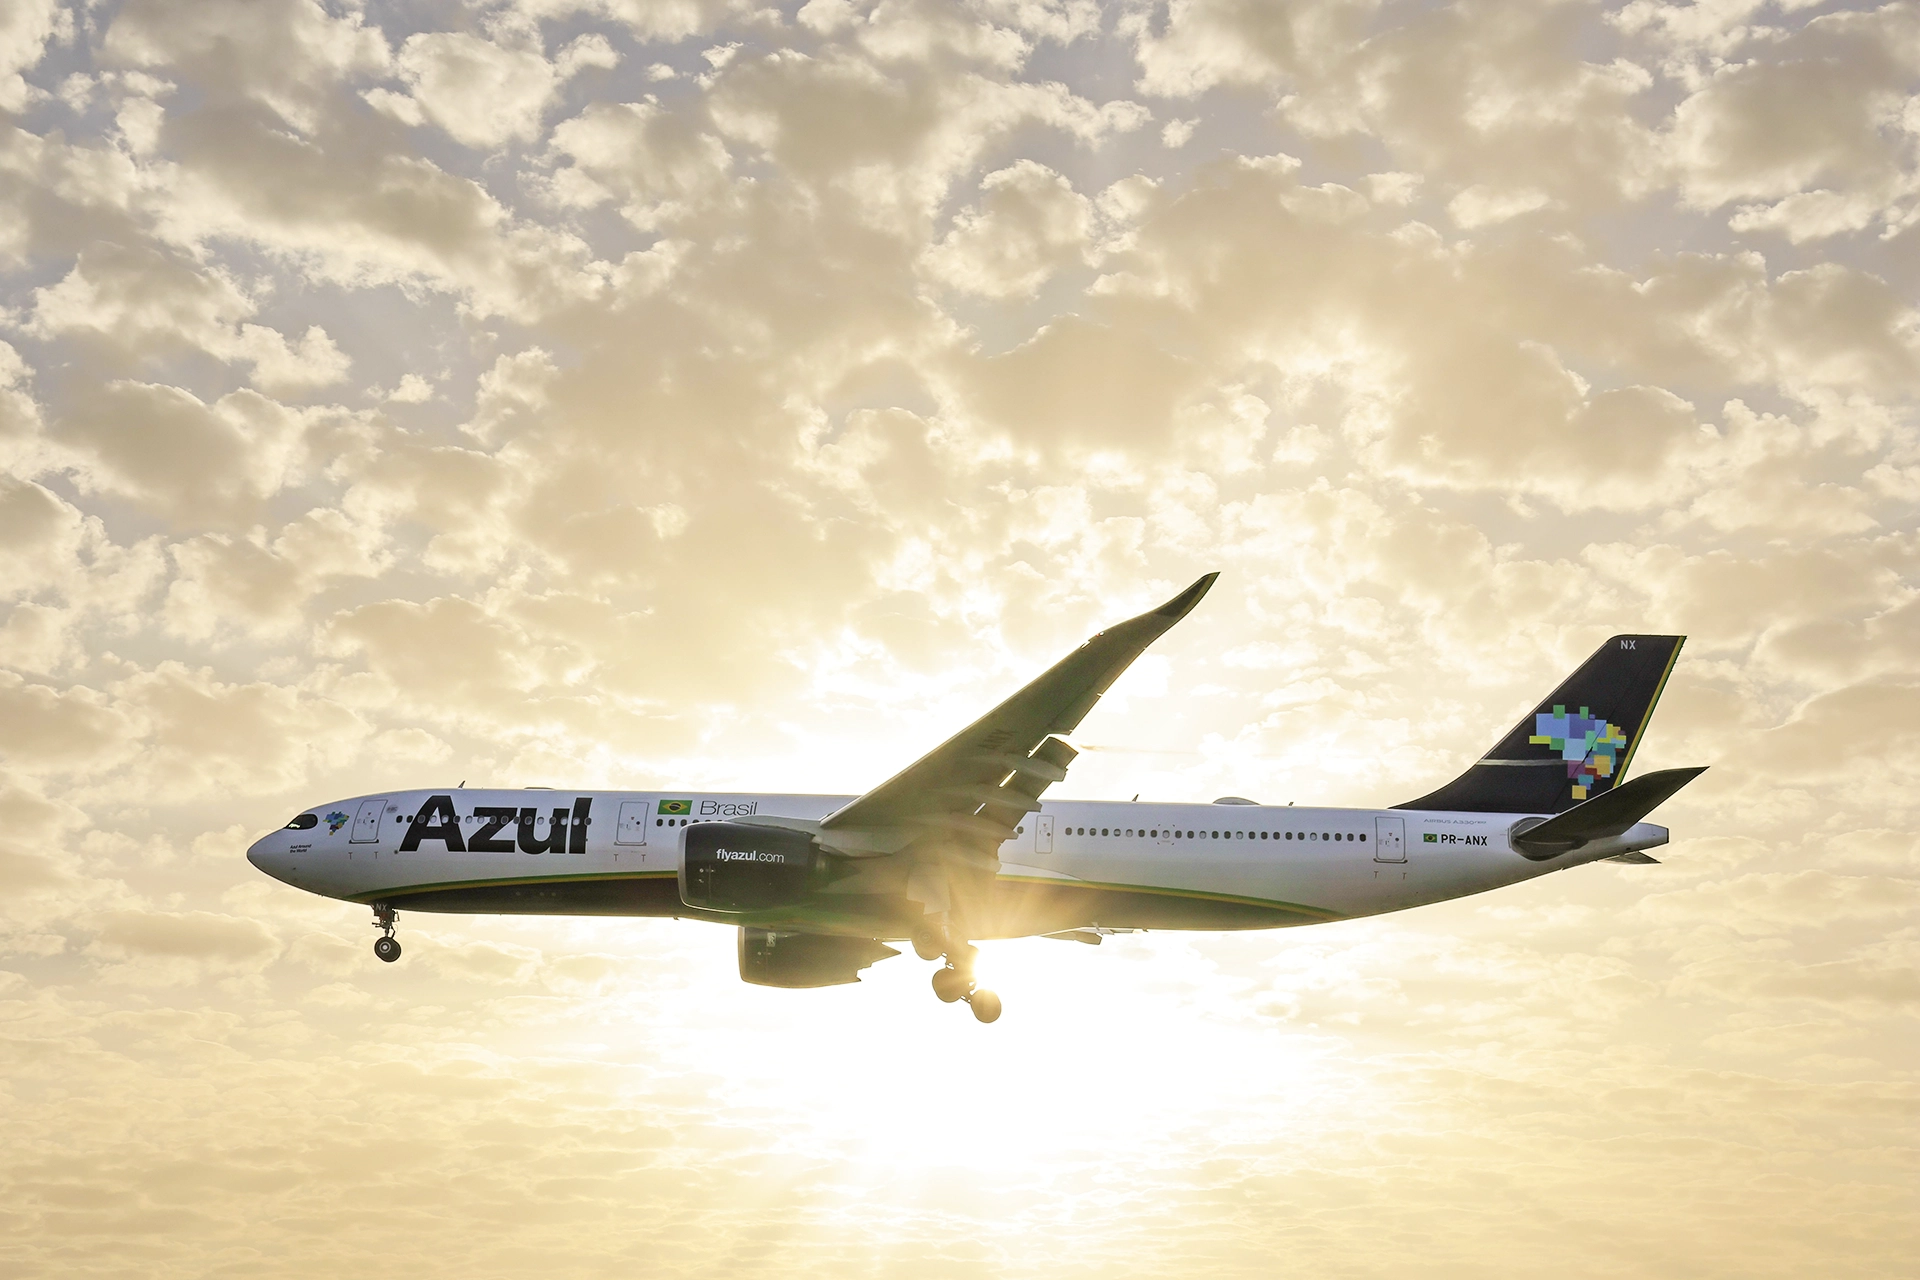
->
[247, 574, 1704, 1024]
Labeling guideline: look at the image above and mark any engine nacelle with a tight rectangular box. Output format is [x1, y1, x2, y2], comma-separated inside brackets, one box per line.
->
[679, 822, 820, 912]
[737, 927, 899, 988]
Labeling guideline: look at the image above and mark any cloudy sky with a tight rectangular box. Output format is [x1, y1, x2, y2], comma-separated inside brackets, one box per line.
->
[2, 0, 1917, 1274]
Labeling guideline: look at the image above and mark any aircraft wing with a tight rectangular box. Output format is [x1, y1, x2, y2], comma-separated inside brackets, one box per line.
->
[819, 573, 1218, 846]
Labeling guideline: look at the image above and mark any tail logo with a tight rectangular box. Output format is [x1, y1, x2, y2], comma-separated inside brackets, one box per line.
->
[1530, 706, 1628, 801]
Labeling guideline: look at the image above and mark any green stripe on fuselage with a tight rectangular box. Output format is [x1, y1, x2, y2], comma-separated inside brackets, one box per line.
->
[998, 874, 1342, 921]
[352, 868, 1341, 929]
[347, 868, 676, 904]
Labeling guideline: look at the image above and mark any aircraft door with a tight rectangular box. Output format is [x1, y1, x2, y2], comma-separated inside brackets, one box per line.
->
[1373, 816, 1406, 863]
[616, 800, 651, 847]
[351, 798, 386, 844]
[1034, 814, 1054, 854]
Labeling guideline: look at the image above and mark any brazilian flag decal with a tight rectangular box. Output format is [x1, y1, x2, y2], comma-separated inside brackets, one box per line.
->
[659, 799, 692, 815]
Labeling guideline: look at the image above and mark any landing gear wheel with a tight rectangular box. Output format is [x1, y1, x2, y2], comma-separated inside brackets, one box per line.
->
[911, 927, 946, 962]
[370, 902, 400, 963]
[931, 966, 970, 1003]
[967, 989, 1002, 1024]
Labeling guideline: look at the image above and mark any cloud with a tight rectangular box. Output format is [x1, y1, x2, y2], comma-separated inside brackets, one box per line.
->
[0, 2, 1915, 1274]
[0, 340, 50, 473]
[705, 42, 1146, 229]
[89, 908, 279, 963]
[28, 243, 350, 393]
[547, 99, 736, 230]
[163, 507, 392, 641]
[103, 0, 391, 132]
[1637, 869, 1920, 934]
[0, 0, 70, 113]
[0, 670, 137, 773]
[386, 32, 619, 150]
[55, 382, 328, 528]
[0, 476, 86, 599]
[1667, 5, 1920, 237]
[1128, 0, 1663, 211]
[921, 160, 1095, 297]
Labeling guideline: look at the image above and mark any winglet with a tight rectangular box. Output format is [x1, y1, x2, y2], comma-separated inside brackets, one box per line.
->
[1155, 572, 1219, 621]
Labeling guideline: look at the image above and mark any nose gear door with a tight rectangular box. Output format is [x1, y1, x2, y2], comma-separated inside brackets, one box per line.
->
[352, 798, 386, 844]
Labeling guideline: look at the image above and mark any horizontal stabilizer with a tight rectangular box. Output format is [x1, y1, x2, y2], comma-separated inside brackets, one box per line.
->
[1512, 766, 1706, 858]
[1602, 851, 1661, 864]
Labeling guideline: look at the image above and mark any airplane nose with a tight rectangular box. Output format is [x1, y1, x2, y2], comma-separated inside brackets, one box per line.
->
[247, 834, 293, 885]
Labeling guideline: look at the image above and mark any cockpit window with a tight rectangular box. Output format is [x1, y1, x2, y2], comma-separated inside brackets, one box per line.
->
[285, 813, 319, 830]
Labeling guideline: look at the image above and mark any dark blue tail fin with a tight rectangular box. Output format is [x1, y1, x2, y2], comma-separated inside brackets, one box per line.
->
[1395, 635, 1685, 815]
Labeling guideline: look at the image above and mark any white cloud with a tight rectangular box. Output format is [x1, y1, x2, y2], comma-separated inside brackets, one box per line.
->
[103, 0, 391, 133]
[0, 0, 70, 112]
[921, 160, 1094, 297]
[55, 382, 337, 527]
[1447, 183, 1553, 227]
[547, 99, 736, 229]
[394, 31, 619, 150]
[28, 244, 350, 393]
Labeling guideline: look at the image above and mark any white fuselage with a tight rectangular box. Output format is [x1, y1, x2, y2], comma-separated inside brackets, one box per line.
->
[246, 788, 1668, 938]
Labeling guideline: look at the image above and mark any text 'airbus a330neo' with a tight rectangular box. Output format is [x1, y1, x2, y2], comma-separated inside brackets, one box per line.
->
[248, 575, 1704, 1023]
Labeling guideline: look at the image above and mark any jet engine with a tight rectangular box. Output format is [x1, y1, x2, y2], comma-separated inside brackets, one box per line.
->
[737, 927, 899, 988]
[679, 822, 821, 912]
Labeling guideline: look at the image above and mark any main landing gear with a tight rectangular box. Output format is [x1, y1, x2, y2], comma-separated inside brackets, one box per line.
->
[371, 903, 402, 963]
[919, 933, 1001, 1023]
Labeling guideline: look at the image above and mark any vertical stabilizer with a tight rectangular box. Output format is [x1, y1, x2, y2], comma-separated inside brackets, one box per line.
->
[1395, 635, 1684, 814]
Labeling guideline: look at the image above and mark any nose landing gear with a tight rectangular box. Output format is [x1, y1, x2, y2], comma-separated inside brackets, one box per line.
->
[371, 903, 402, 962]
